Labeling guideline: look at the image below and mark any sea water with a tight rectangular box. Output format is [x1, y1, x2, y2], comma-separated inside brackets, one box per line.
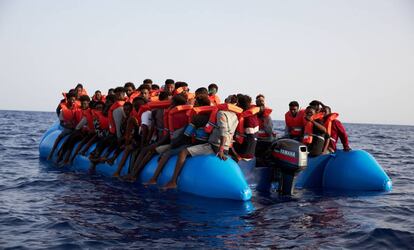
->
[0, 110, 413, 249]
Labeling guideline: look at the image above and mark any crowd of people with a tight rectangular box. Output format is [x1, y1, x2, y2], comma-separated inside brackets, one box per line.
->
[48, 79, 350, 189]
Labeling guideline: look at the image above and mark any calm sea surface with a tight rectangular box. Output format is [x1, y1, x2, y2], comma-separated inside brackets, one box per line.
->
[0, 110, 413, 249]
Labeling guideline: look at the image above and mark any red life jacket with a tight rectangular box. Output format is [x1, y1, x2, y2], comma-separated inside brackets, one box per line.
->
[285, 109, 305, 137]
[324, 113, 339, 136]
[148, 100, 172, 110]
[187, 106, 216, 123]
[92, 94, 106, 103]
[208, 95, 221, 106]
[75, 108, 94, 132]
[167, 105, 193, 137]
[60, 103, 78, 128]
[131, 104, 151, 126]
[108, 101, 125, 134]
[92, 110, 109, 130]
[204, 103, 243, 134]
[78, 89, 88, 97]
[257, 107, 273, 140]
[126, 91, 140, 103]
[302, 112, 325, 145]
[235, 106, 261, 144]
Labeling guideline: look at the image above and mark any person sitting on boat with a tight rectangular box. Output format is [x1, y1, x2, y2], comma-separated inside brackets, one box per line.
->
[284, 101, 305, 141]
[233, 95, 259, 160]
[56, 95, 94, 166]
[77, 96, 114, 157]
[255, 94, 275, 160]
[48, 92, 79, 161]
[135, 94, 198, 183]
[88, 87, 126, 166]
[208, 83, 221, 105]
[309, 100, 325, 114]
[302, 106, 327, 157]
[164, 79, 175, 98]
[112, 97, 149, 177]
[321, 106, 351, 153]
[124, 82, 140, 103]
[75, 83, 88, 98]
[91, 90, 106, 107]
[124, 92, 172, 180]
[162, 97, 242, 190]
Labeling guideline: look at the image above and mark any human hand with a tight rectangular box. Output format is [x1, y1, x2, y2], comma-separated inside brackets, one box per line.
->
[216, 147, 227, 161]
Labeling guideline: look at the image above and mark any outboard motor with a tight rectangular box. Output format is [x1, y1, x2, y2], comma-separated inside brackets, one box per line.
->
[271, 139, 308, 195]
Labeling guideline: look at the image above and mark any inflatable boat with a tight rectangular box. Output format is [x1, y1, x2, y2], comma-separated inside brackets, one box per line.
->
[39, 122, 392, 201]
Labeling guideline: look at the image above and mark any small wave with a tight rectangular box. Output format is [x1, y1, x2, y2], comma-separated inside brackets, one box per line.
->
[345, 228, 414, 249]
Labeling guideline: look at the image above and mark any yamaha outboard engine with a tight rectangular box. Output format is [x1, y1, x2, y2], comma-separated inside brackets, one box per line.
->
[271, 139, 308, 195]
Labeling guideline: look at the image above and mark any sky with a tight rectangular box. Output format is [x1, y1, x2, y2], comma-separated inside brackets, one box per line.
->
[0, 0, 413, 125]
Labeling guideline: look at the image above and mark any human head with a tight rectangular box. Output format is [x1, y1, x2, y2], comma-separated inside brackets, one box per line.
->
[255, 94, 265, 107]
[175, 82, 189, 92]
[132, 96, 148, 111]
[75, 83, 83, 94]
[194, 94, 211, 107]
[237, 95, 252, 111]
[322, 106, 331, 116]
[124, 82, 136, 97]
[65, 92, 76, 107]
[305, 106, 316, 118]
[108, 88, 115, 96]
[114, 87, 126, 101]
[165, 79, 175, 94]
[138, 84, 151, 101]
[123, 102, 133, 116]
[79, 95, 91, 110]
[289, 101, 300, 116]
[171, 94, 187, 107]
[195, 87, 208, 97]
[94, 101, 105, 111]
[225, 94, 238, 104]
[208, 83, 218, 95]
[94, 90, 102, 100]
[309, 100, 324, 113]
[151, 84, 160, 91]
[158, 91, 169, 101]
[143, 79, 153, 87]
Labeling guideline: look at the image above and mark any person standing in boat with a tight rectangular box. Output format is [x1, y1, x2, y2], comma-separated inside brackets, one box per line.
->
[321, 106, 351, 153]
[284, 101, 305, 141]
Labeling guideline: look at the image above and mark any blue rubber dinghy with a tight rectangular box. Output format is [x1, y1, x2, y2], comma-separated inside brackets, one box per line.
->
[296, 150, 392, 192]
[39, 123, 252, 201]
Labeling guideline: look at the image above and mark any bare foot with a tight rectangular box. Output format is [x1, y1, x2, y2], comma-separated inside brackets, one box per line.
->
[106, 158, 115, 165]
[143, 178, 157, 187]
[162, 181, 177, 190]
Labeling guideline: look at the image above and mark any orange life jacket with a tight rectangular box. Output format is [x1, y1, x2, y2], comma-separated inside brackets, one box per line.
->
[108, 101, 125, 134]
[148, 100, 172, 110]
[187, 106, 216, 123]
[126, 91, 140, 103]
[131, 104, 151, 126]
[285, 109, 305, 137]
[78, 89, 88, 97]
[324, 113, 339, 136]
[235, 106, 261, 144]
[92, 94, 106, 103]
[302, 112, 325, 145]
[167, 105, 193, 137]
[92, 110, 109, 130]
[204, 103, 243, 134]
[75, 108, 94, 132]
[60, 103, 78, 128]
[257, 107, 273, 140]
[208, 95, 221, 106]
